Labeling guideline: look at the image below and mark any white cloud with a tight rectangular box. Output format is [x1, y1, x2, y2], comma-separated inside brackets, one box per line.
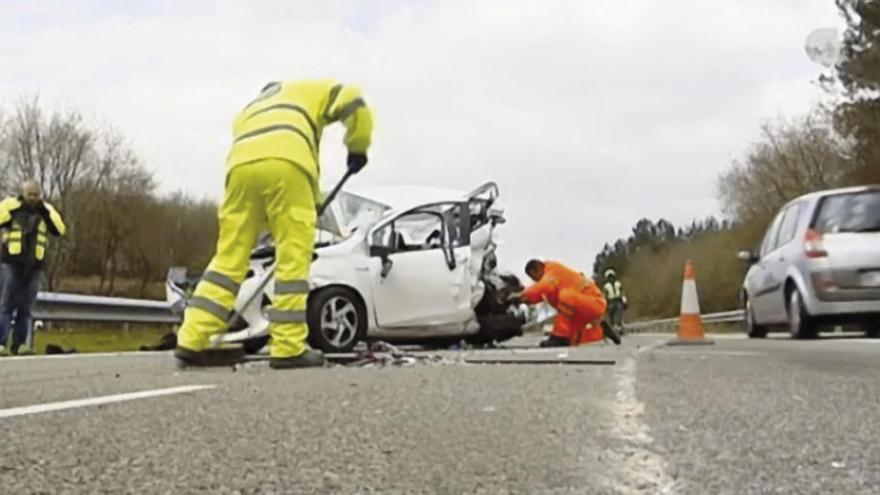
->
[0, 0, 842, 274]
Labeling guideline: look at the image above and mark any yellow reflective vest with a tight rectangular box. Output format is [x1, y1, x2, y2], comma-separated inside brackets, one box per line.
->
[0, 197, 66, 268]
[226, 79, 374, 194]
[603, 280, 627, 303]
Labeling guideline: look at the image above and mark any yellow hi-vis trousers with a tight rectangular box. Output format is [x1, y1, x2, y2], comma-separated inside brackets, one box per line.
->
[177, 158, 317, 358]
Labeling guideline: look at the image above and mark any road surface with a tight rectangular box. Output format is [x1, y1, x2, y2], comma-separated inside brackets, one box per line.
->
[1, 332, 879, 494]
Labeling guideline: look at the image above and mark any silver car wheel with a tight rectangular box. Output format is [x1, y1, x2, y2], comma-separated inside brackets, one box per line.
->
[320, 296, 358, 348]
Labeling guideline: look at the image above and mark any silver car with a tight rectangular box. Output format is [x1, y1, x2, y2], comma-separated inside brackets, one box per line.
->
[738, 185, 880, 339]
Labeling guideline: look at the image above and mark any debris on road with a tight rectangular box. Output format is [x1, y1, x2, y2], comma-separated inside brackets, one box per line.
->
[216, 339, 620, 371]
[232, 341, 462, 370]
[344, 341, 462, 368]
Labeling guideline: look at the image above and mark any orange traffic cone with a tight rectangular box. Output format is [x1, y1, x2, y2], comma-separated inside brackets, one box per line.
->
[668, 260, 714, 346]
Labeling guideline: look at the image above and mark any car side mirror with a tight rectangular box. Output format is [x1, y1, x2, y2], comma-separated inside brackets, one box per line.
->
[369, 245, 395, 278]
[737, 250, 759, 264]
[369, 245, 391, 258]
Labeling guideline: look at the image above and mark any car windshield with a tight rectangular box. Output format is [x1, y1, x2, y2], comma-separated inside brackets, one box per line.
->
[336, 191, 392, 233]
[812, 191, 880, 234]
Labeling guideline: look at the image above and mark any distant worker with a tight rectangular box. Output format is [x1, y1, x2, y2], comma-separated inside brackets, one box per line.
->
[175, 79, 373, 369]
[511, 259, 619, 347]
[0, 180, 66, 356]
[603, 269, 628, 335]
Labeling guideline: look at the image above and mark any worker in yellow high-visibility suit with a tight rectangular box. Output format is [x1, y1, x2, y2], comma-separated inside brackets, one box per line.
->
[175, 80, 373, 369]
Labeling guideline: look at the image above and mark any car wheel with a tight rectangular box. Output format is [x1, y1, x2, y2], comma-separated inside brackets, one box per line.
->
[307, 287, 367, 353]
[744, 297, 767, 338]
[864, 325, 880, 339]
[788, 289, 817, 339]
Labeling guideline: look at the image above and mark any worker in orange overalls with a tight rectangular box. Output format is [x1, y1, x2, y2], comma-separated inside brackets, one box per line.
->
[512, 259, 619, 347]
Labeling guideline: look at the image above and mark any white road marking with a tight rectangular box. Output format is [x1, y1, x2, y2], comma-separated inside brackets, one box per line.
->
[609, 358, 677, 494]
[0, 351, 171, 362]
[0, 385, 216, 419]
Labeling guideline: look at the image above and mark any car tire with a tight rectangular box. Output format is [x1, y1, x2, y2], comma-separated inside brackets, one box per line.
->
[307, 287, 367, 353]
[744, 297, 767, 338]
[864, 325, 880, 339]
[787, 289, 818, 340]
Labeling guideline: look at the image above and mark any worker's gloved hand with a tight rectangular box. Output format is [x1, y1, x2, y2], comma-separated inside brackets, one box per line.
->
[347, 153, 368, 174]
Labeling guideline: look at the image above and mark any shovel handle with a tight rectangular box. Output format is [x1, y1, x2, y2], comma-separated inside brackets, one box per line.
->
[318, 169, 355, 217]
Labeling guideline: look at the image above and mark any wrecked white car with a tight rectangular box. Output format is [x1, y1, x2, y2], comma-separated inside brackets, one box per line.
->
[167, 181, 528, 353]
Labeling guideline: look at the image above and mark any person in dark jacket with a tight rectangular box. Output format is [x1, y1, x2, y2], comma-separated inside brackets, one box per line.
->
[0, 180, 65, 355]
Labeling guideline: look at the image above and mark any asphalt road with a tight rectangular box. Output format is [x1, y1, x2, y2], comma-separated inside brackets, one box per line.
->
[1, 332, 879, 494]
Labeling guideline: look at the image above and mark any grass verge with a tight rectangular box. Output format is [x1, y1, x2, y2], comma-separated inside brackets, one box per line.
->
[30, 325, 172, 354]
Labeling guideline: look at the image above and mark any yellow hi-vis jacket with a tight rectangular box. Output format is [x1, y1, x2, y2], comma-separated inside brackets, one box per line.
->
[603, 280, 627, 304]
[226, 79, 374, 194]
[0, 197, 66, 268]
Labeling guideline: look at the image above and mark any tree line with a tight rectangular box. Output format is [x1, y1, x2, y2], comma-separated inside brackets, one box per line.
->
[0, 98, 218, 299]
[594, 0, 880, 319]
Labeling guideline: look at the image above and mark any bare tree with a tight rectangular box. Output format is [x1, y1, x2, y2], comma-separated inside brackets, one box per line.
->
[0, 97, 98, 205]
[0, 97, 218, 297]
[718, 110, 856, 232]
[92, 133, 156, 294]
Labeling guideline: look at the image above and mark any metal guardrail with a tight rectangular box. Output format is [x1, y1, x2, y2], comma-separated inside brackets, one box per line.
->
[625, 310, 744, 333]
[33, 292, 181, 324]
[524, 306, 745, 334]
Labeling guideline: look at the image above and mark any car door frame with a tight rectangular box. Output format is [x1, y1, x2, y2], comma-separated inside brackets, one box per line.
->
[749, 209, 786, 323]
[365, 201, 474, 329]
[767, 202, 806, 322]
[752, 202, 803, 324]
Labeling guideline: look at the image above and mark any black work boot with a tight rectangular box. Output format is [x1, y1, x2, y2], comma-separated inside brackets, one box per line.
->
[539, 335, 570, 348]
[269, 349, 326, 369]
[600, 320, 622, 345]
[174, 344, 245, 367]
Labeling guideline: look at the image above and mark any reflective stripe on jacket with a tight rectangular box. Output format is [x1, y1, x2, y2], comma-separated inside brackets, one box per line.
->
[603, 280, 627, 304]
[226, 79, 374, 195]
[0, 197, 66, 268]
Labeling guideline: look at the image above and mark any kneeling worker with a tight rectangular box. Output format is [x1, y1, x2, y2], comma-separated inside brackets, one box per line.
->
[513, 259, 619, 346]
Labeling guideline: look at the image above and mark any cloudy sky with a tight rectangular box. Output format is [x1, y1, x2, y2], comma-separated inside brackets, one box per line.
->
[1, 0, 842, 273]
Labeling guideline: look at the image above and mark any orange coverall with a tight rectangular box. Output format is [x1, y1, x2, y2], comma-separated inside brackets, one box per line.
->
[523, 261, 608, 344]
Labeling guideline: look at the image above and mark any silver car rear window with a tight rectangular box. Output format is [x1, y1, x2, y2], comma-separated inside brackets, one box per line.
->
[812, 191, 880, 233]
